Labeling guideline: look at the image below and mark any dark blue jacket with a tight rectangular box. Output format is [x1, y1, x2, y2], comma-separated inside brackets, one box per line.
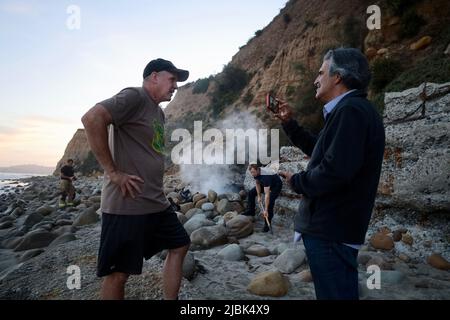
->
[282, 90, 385, 244]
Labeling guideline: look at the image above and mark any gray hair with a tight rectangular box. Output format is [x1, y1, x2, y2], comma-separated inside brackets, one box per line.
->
[143, 75, 152, 84]
[323, 48, 371, 91]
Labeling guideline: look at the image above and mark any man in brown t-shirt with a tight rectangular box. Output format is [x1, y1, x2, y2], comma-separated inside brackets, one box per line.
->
[81, 58, 190, 300]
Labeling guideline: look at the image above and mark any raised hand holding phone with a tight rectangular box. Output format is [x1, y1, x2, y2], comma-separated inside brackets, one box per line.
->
[265, 93, 293, 122]
[265, 93, 280, 114]
[276, 101, 294, 122]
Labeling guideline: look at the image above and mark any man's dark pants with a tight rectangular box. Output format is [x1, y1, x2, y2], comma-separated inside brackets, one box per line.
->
[247, 187, 280, 227]
[302, 233, 359, 300]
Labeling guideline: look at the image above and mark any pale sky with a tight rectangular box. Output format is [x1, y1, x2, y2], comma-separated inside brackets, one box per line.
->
[0, 0, 287, 167]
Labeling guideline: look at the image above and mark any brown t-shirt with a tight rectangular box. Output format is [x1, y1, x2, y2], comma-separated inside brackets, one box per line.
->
[99, 87, 169, 215]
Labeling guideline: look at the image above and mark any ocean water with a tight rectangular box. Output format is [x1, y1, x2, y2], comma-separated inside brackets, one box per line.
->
[0, 172, 44, 181]
[0, 172, 45, 195]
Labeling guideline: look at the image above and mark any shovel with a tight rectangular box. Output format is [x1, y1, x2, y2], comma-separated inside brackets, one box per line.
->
[259, 201, 273, 235]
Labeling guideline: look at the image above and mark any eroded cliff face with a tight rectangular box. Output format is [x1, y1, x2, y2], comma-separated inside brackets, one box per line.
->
[165, 0, 450, 125]
[54, 129, 101, 176]
[378, 82, 450, 213]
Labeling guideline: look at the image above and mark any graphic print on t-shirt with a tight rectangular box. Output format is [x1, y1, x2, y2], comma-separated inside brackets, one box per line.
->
[152, 119, 165, 154]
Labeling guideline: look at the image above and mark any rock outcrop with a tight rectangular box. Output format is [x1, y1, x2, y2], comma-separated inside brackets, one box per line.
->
[378, 82, 450, 213]
[54, 129, 101, 176]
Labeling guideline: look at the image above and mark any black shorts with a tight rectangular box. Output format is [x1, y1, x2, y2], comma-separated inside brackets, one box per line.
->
[97, 206, 190, 277]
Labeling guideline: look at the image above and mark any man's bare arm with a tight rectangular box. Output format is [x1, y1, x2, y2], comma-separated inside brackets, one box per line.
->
[255, 181, 262, 201]
[81, 104, 144, 198]
[81, 104, 116, 173]
[264, 186, 270, 212]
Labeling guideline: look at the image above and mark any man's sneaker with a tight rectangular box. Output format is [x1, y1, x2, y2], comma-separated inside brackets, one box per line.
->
[262, 225, 270, 233]
[59, 200, 66, 208]
[67, 202, 74, 207]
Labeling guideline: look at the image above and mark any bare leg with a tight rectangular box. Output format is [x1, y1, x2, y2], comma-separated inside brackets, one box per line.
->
[100, 272, 129, 300]
[163, 245, 189, 300]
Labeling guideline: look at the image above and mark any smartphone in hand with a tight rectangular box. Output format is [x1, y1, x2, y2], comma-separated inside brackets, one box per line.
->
[265, 93, 280, 114]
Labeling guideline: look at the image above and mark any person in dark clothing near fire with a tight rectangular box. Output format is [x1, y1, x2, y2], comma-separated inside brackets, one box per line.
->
[59, 158, 77, 208]
[243, 163, 282, 232]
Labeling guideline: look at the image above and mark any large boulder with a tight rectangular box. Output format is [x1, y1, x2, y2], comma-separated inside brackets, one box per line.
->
[72, 207, 99, 227]
[0, 216, 14, 224]
[207, 190, 217, 203]
[247, 270, 290, 297]
[23, 213, 44, 230]
[223, 211, 238, 223]
[225, 215, 253, 239]
[185, 208, 203, 220]
[245, 244, 271, 257]
[48, 233, 77, 248]
[427, 253, 450, 270]
[369, 232, 395, 250]
[379, 82, 450, 213]
[18, 248, 45, 263]
[201, 203, 215, 211]
[14, 231, 58, 251]
[36, 205, 54, 216]
[180, 202, 194, 214]
[52, 225, 77, 237]
[218, 244, 244, 261]
[0, 221, 13, 229]
[176, 212, 188, 225]
[224, 193, 241, 202]
[194, 198, 209, 209]
[182, 251, 196, 280]
[192, 193, 206, 204]
[217, 199, 231, 215]
[228, 201, 244, 213]
[183, 214, 215, 235]
[273, 248, 306, 273]
[2, 236, 24, 249]
[190, 225, 228, 249]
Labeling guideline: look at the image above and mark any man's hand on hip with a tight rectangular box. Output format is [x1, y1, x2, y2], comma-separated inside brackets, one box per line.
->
[109, 171, 144, 199]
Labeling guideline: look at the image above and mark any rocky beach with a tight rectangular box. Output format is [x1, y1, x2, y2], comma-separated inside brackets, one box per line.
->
[0, 171, 448, 300]
[1, 82, 449, 300]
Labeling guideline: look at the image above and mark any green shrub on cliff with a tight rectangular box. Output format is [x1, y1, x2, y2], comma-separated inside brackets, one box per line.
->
[192, 77, 210, 94]
[210, 65, 250, 117]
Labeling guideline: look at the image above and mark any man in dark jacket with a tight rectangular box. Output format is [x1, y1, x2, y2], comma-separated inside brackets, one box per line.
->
[277, 48, 385, 300]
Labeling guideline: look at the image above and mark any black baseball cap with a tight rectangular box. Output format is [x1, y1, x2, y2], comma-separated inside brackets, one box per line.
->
[143, 58, 189, 82]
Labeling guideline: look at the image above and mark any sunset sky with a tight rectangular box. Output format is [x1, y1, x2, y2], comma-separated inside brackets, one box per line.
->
[0, 0, 287, 167]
